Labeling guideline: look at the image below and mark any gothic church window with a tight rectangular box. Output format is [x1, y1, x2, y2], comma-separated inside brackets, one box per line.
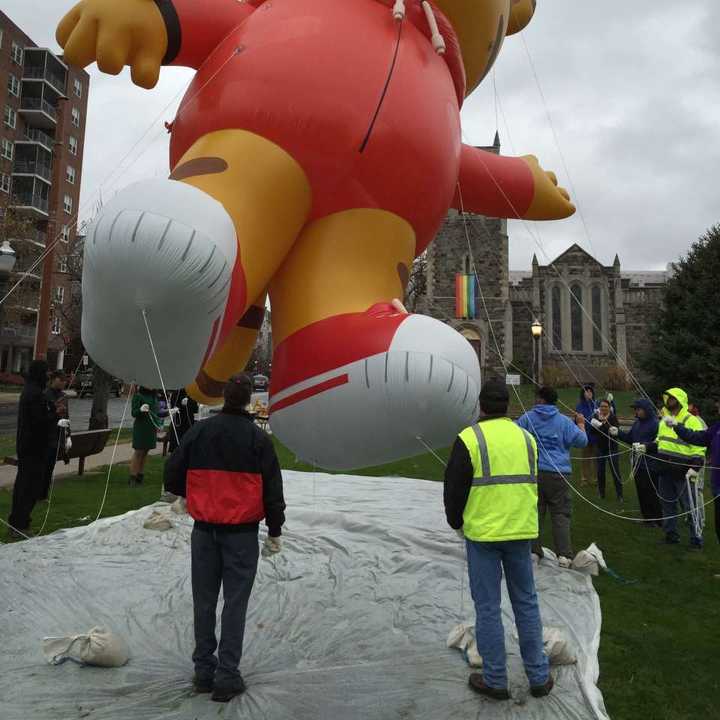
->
[551, 286, 562, 350]
[592, 285, 603, 352]
[571, 284, 583, 352]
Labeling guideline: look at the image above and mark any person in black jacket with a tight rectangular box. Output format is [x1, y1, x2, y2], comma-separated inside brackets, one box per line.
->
[590, 399, 623, 501]
[168, 388, 199, 453]
[42, 370, 70, 501]
[7, 360, 54, 538]
[164, 373, 285, 703]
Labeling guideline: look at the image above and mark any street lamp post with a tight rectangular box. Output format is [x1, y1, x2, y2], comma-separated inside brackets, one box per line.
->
[531, 319, 543, 385]
[0, 241, 17, 372]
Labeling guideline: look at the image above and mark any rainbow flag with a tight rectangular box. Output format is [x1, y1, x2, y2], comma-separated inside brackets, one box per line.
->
[455, 274, 478, 319]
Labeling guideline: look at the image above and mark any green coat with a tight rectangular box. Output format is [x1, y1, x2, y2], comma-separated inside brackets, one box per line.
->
[132, 391, 159, 450]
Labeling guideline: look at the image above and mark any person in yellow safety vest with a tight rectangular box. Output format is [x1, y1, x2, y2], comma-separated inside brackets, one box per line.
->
[636, 387, 706, 549]
[444, 380, 553, 702]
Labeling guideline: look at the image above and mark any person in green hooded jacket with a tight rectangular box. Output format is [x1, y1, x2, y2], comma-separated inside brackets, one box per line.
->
[130, 386, 161, 486]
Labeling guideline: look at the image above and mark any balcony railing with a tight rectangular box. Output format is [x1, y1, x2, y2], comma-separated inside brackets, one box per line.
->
[19, 97, 58, 121]
[23, 128, 55, 150]
[13, 160, 52, 182]
[23, 65, 67, 95]
[11, 192, 49, 214]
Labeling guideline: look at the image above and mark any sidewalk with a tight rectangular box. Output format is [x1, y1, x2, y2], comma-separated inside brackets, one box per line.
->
[0, 443, 163, 490]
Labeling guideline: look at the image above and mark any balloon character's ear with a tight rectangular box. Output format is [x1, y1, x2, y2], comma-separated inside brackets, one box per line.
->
[506, 0, 537, 36]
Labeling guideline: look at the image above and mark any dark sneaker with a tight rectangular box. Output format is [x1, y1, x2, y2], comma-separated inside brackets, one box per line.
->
[212, 678, 247, 703]
[468, 674, 510, 701]
[192, 675, 214, 694]
[531, 676, 554, 698]
[6, 527, 33, 541]
[663, 534, 680, 545]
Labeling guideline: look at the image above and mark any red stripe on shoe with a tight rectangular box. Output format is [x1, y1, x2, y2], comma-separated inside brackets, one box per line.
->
[270, 374, 349, 414]
[270, 304, 407, 396]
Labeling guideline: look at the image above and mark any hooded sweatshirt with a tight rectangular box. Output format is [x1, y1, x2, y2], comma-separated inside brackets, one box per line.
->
[516, 404, 588, 474]
[576, 387, 598, 446]
[617, 399, 659, 445]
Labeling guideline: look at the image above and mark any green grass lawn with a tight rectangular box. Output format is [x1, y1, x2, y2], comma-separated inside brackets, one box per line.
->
[1, 433, 717, 718]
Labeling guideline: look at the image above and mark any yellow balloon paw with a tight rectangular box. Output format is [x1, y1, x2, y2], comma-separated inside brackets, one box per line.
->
[522, 155, 576, 221]
[56, 0, 167, 89]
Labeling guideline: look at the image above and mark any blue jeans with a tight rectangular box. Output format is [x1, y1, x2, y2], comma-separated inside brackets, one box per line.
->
[466, 539, 549, 689]
[659, 473, 701, 544]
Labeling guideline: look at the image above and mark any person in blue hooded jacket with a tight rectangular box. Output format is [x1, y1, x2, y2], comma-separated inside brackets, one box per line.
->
[611, 399, 662, 525]
[517, 386, 588, 566]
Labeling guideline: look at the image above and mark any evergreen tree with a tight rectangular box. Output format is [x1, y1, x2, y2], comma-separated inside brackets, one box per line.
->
[641, 224, 720, 414]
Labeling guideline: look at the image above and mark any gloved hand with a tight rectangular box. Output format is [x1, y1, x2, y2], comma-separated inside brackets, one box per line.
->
[140, 403, 150, 413]
[609, 426, 619, 437]
[590, 418, 603, 430]
[607, 393, 614, 402]
[262, 535, 282, 557]
[455, 527, 465, 540]
[181, 397, 189, 407]
[663, 415, 678, 428]
[57, 419, 70, 428]
[65, 437, 73, 452]
[169, 407, 180, 417]
[686, 469, 700, 483]
[632, 442, 646, 454]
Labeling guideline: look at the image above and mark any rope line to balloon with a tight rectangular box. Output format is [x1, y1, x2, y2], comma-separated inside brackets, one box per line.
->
[475, 90, 652, 404]
[452, 183, 719, 525]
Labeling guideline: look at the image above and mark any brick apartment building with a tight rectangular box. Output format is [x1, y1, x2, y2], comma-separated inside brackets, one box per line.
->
[0, 11, 89, 374]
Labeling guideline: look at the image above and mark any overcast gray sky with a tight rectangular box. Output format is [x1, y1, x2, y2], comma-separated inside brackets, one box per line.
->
[6, 0, 719, 270]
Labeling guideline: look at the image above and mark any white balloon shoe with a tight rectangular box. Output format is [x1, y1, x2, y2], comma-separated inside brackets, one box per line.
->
[81, 179, 237, 388]
[269, 304, 481, 470]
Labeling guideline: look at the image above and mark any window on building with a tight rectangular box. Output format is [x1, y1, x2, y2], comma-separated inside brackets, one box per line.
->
[51, 315, 62, 335]
[551, 285, 562, 350]
[66, 165, 76, 184]
[592, 285, 603, 352]
[0, 29, 4, 49]
[61, 225, 71, 243]
[73, 78, 83, 98]
[63, 194, 73, 214]
[11, 42, 23, 66]
[7, 74, 20, 98]
[570, 284, 583, 352]
[71, 107, 81, 127]
[3, 105, 16, 129]
[1, 138, 12, 160]
[58, 255, 69, 273]
[0, 174, 10, 194]
[53, 287, 65, 304]
[68, 136, 78, 156]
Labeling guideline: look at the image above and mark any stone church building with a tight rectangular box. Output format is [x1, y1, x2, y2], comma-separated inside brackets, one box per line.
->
[420, 184, 668, 387]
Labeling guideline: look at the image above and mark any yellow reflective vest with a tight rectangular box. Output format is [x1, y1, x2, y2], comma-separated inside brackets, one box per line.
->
[657, 388, 705, 464]
[458, 418, 539, 542]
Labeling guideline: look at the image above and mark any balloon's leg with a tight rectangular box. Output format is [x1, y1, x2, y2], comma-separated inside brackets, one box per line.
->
[267, 210, 481, 470]
[187, 295, 267, 404]
[172, 129, 312, 343]
[172, 129, 310, 399]
[269, 209, 416, 346]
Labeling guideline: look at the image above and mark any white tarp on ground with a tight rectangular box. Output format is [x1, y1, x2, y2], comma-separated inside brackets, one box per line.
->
[0, 472, 610, 720]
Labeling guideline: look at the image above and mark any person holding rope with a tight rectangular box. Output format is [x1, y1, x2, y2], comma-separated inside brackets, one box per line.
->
[164, 373, 285, 703]
[576, 385, 598, 486]
[590, 399, 623, 502]
[610, 399, 661, 525]
[666, 399, 719, 548]
[517, 386, 588, 567]
[42, 370, 70, 502]
[129, 385, 162, 486]
[7, 360, 54, 539]
[444, 380, 553, 701]
[168, 389, 199, 454]
[636, 388, 706, 549]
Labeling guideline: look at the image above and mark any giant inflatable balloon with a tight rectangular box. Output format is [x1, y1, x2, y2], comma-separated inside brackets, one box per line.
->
[58, 0, 574, 469]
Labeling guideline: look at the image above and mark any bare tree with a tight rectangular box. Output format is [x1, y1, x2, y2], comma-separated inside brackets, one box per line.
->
[404, 252, 428, 313]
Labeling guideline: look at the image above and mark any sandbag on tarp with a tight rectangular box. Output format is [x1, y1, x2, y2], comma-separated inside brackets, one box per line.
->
[0, 472, 610, 720]
[42, 628, 129, 668]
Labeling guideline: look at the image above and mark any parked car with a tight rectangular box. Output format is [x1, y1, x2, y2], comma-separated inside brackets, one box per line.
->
[253, 374, 269, 392]
[71, 370, 124, 398]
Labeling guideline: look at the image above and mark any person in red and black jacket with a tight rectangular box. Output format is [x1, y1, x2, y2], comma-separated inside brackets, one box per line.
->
[164, 373, 285, 703]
